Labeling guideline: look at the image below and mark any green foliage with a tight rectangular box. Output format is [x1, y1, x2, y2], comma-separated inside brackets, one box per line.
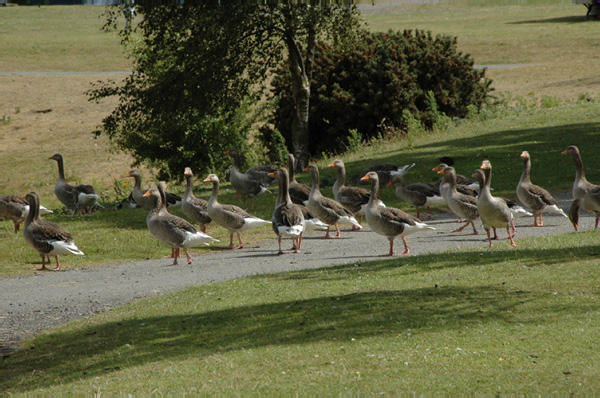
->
[88, 3, 283, 180]
[267, 29, 493, 156]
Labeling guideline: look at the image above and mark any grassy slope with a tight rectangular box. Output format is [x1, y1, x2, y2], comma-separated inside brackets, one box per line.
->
[2, 231, 599, 393]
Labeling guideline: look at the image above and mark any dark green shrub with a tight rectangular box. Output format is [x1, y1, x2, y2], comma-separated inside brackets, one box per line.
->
[266, 29, 493, 156]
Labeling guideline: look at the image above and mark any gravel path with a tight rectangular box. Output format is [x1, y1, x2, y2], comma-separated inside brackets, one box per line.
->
[1, 193, 582, 355]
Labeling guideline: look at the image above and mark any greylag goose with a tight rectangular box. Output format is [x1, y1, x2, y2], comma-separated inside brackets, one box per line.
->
[49, 153, 100, 214]
[203, 173, 271, 249]
[298, 205, 328, 232]
[23, 191, 84, 271]
[225, 149, 270, 209]
[388, 174, 444, 220]
[1, 195, 52, 233]
[125, 169, 182, 211]
[475, 162, 516, 247]
[329, 159, 380, 227]
[360, 172, 434, 256]
[143, 182, 218, 265]
[561, 146, 596, 200]
[269, 168, 304, 254]
[516, 151, 567, 226]
[569, 186, 600, 231]
[182, 167, 212, 233]
[246, 164, 277, 187]
[304, 165, 362, 238]
[432, 164, 479, 199]
[287, 153, 311, 205]
[436, 166, 479, 234]
[116, 193, 140, 210]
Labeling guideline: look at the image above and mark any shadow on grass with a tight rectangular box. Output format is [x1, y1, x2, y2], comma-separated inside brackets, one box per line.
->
[507, 15, 592, 24]
[3, 240, 599, 391]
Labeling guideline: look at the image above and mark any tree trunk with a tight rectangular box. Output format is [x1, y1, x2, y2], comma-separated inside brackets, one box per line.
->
[291, 77, 310, 172]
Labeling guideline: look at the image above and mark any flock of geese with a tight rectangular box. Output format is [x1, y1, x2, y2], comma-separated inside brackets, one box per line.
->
[1, 146, 599, 271]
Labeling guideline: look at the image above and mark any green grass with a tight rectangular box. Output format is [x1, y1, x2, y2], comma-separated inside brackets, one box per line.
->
[3, 231, 599, 393]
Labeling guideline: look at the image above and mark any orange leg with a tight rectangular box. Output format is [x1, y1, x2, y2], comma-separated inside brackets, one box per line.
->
[507, 226, 517, 247]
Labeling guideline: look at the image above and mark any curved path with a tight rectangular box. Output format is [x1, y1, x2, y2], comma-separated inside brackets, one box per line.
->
[1, 193, 583, 355]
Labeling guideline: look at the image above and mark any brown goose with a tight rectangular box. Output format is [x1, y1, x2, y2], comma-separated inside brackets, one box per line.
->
[0, 194, 53, 233]
[23, 191, 84, 271]
[476, 162, 516, 247]
[328, 159, 379, 227]
[561, 146, 596, 200]
[49, 153, 100, 214]
[225, 149, 270, 209]
[516, 151, 567, 226]
[125, 169, 182, 211]
[360, 172, 435, 256]
[203, 174, 271, 249]
[144, 182, 217, 265]
[388, 174, 444, 220]
[569, 186, 600, 231]
[304, 165, 361, 238]
[359, 162, 415, 190]
[437, 166, 479, 235]
[269, 168, 304, 254]
[287, 153, 311, 205]
[432, 164, 479, 200]
[182, 167, 212, 233]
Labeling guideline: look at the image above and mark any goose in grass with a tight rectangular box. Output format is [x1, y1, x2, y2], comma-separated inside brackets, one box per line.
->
[304, 165, 362, 238]
[182, 167, 212, 233]
[436, 166, 479, 235]
[49, 153, 100, 214]
[203, 174, 271, 249]
[23, 191, 84, 271]
[287, 153, 311, 206]
[225, 149, 270, 209]
[360, 172, 435, 256]
[144, 182, 218, 265]
[329, 159, 383, 228]
[516, 151, 568, 226]
[125, 169, 182, 211]
[475, 162, 516, 247]
[358, 162, 415, 194]
[269, 168, 304, 254]
[561, 145, 596, 200]
[388, 174, 444, 221]
[1, 194, 52, 233]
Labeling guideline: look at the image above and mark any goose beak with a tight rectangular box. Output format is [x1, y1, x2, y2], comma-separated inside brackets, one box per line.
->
[303, 167, 309, 172]
[520, 151, 527, 158]
[561, 149, 568, 155]
[143, 191, 151, 197]
[436, 169, 445, 175]
[386, 180, 393, 187]
[125, 173, 131, 178]
[480, 162, 488, 169]
[267, 172, 276, 178]
[327, 162, 335, 168]
[360, 175, 370, 181]
[432, 166, 440, 172]
[203, 176, 211, 183]
[224, 150, 231, 155]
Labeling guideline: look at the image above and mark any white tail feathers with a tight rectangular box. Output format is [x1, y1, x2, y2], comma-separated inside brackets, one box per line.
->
[183, 230, 219, 247]
[337, 215, 362, 229]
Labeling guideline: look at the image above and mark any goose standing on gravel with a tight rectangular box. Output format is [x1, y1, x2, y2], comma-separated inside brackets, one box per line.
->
[328, 159, 378, 227]
[516, 151, 567, 226]
[1, 194, 52, 233]
[561, 146, 596, 200]
[569, 186, 600, 231]
[182, 167, 212, 233]
[359, 162, 415, 189]
[203, 174, 271, 249]
[304, 165, 362, 238]
[144, 182, 217, 265]
[23, 191, 84, 271]
[388, 174, 444, 220]
[269, 168, 304, 254]
[49, 153, 100, 214]
[432, 163, 479, 200]
[225, 149, 270, 209]
[287, 153, 311, 205]
[436, 166, 479, 234]
[476, 162, 516, 247]
[360, 172, 435, 256]
[125, 169, 182, 211]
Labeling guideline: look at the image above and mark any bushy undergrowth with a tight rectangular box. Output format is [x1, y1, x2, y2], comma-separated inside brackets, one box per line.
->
[267, 29, 493, 157]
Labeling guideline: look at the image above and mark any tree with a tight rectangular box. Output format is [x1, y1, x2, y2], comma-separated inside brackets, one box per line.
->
[89, 1, 361, 178]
